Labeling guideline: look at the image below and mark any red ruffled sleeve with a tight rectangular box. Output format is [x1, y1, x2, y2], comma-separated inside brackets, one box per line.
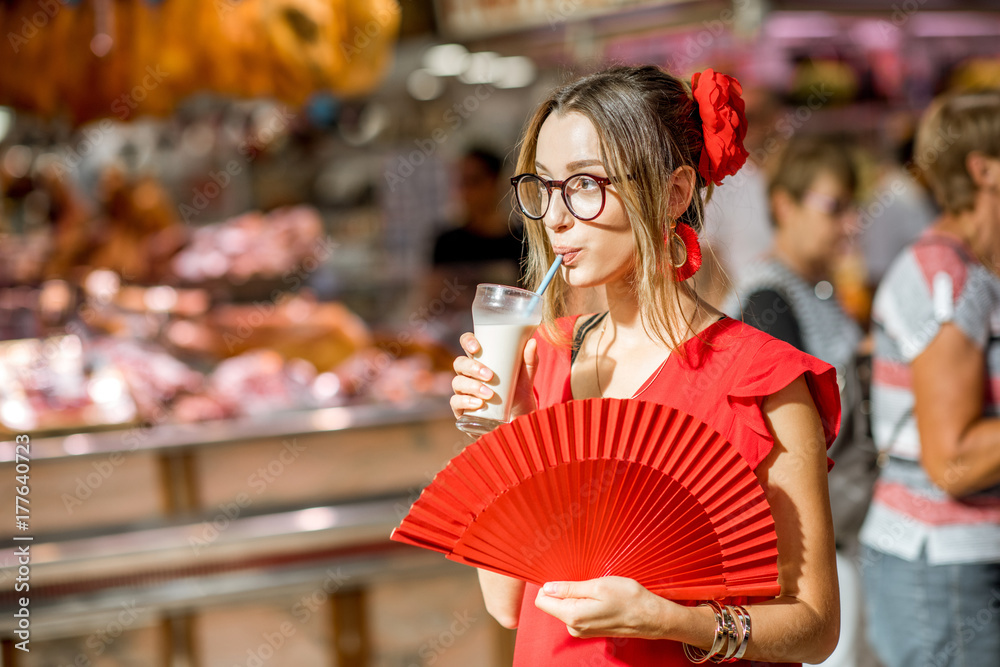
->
[726, 336, 841, 470]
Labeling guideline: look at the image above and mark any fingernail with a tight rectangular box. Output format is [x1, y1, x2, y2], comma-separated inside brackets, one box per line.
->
[479, 386, 492, 398]
[543, 582, 559, 595]
[469, 397, 483, 408]
[479, 367, 491, 379]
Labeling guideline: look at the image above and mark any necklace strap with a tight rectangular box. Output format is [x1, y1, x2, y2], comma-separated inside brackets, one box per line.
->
[571, 311, 609, 364]
[595, 315, 609, 396]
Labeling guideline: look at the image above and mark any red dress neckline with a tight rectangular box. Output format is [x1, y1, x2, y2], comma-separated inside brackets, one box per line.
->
[568, 314, 732, 402]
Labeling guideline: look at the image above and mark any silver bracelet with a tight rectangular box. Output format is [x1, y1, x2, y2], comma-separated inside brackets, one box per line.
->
[682, 602, 727, 663]
[713, 606, 740, 663]
[731, 605, 751, 660]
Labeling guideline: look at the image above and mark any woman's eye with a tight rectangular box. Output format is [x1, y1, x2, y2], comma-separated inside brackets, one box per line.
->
[576, 177, 598, 191]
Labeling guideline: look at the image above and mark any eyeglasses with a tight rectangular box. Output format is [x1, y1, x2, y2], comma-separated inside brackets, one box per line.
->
[510, 173, 614, 221]
[802, 190, 856, 217]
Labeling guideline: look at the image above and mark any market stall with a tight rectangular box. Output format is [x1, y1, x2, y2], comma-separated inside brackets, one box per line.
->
[0, 1, 509, 664]
[0, 400, 518, 666]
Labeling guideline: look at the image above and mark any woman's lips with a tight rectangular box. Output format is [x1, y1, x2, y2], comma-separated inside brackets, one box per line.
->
[554, 247, 581, 266]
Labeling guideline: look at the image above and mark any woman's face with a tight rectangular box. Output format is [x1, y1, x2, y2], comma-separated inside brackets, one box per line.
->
[534, 111, 635, 288]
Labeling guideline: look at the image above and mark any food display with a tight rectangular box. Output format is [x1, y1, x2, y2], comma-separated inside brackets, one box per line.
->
[170, 206, 327, 284]
[0, 320, 453, 435]
[0, 193, 452, 434]
[0, 335, 137, 434]
[89, 336, 206, 420]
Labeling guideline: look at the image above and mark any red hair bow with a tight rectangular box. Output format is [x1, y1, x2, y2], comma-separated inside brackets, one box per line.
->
[691, 68, 749, 186]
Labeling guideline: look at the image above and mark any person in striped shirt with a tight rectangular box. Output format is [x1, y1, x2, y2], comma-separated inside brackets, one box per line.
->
[859, 89, 1000, 667]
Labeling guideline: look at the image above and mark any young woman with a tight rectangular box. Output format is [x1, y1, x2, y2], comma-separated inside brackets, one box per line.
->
[450, 65, 841, 665]
[858, 90, 1000, 667]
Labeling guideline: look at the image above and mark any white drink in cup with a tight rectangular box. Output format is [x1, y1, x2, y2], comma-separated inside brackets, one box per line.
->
[456, 284, 543, 437]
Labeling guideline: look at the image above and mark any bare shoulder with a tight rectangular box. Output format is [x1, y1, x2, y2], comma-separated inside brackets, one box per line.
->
[758, 374, 829, 474]
[762, 374, 818, 415]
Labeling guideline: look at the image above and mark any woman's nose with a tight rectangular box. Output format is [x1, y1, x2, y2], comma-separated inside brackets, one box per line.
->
[543, 190, 575, 232]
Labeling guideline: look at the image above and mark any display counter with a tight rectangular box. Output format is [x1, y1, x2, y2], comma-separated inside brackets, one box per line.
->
[0, 400, 514, 667]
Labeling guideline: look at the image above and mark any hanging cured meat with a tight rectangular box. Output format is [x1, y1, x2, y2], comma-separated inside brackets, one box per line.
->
[0, 0, 400, 125]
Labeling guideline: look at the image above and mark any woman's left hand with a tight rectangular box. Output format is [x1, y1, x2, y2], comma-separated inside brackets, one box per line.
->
[534, 577, 673, 639]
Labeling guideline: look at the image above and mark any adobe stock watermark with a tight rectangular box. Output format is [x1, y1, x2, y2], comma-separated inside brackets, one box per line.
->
[932, 588, 1000, 666]
[110, 66, 169, 120]
[407, 610, 477, 667]
[213, 0, 242, 18]
[877, 0, 932, 37]
[857, 457, 972, 574]
[340, 2, 401, 62]
[394, 431, 479, 524]
[384, 85, 496, 191]
[718, 82, 835, 189]
[346, 277, 467, 396]
[231, 567, 352, 667]
[290, 567, 352, 623]
[188, 439, 306, 553]
[663, 0, 757, 73]
[517, 463, 629, 566]
[178, 105, 297, 222]
[6, 0, 68, 54]
[59, 601, 146, 667]
[854, 120, 962, 240]
[234, 623, 297, 667]
[47, 64, 169, 181]
[213, 238, 336, 355]
[60, 398, 173, 515]
[48, 121, 117, 182]
[546, 0, 583, 29]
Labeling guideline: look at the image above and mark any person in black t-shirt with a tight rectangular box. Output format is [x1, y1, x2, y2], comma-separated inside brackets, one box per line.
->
[431, 147, 525, 275]
[422, 148, 526, 352]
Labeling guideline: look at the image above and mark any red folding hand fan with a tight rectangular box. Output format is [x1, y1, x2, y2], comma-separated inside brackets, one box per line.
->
[391, 398, 780, 600]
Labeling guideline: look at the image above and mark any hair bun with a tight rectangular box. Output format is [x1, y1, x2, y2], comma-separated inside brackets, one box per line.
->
[691, 68, 750, 185]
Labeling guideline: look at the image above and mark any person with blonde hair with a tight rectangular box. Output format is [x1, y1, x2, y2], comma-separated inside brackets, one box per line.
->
[858, 89, 1000, 667]
[450, 64, 842, 666]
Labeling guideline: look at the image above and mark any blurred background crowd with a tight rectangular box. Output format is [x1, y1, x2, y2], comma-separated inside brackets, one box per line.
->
[0, 0, 998, 666]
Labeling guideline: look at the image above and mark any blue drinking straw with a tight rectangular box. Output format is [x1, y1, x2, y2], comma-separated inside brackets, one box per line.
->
[532, 255, 563, 308]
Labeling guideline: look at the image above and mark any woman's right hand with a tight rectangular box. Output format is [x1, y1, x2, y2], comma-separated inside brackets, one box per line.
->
[450, 332, 539, 420]
[451, 333, 494, 419]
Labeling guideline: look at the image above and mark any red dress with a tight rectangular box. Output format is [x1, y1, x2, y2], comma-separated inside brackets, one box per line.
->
[511, 315, 840, 667]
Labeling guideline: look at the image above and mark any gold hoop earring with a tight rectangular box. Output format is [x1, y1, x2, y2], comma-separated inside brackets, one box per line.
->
[670, 229, 688, 269]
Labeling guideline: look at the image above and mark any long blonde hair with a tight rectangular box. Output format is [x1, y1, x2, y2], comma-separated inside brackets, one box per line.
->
[516, 65, 711, 349]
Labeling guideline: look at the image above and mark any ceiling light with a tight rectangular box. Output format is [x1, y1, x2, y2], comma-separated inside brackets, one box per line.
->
[458, 52, 500, 85]
[422, 44, 469, 77]
[494, 56, 537, 89]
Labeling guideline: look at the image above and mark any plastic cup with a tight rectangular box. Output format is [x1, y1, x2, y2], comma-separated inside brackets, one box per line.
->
[456, 284, 543, 437]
